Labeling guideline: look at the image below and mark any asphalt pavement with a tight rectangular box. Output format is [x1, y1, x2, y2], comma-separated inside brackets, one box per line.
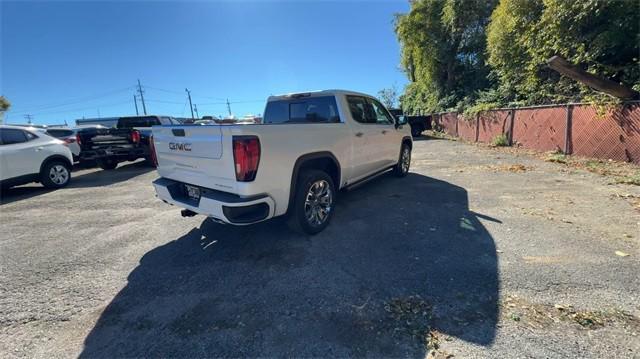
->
[1, 138, 638, 358]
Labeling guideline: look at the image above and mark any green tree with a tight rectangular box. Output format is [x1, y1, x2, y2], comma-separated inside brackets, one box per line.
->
[0, 96, 10, 112]
[487, 0, 640, 104]
[395, 0, 497, 113]
[378, 86, 399, 109]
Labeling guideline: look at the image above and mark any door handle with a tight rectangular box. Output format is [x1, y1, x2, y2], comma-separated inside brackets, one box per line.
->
[355, 132, 364, 137]
[381, 130, 388, 134]
[35, 147, 44, 151]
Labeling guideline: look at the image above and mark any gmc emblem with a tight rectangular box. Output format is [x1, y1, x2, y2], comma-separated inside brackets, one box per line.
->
[169, 142, 192, 152]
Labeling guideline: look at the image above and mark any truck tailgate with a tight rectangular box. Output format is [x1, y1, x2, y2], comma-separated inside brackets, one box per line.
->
[152, 125, 237, 190]
[78, 128, 134, 150]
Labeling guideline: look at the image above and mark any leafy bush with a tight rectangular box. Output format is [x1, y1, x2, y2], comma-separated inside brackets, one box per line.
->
[492, 133, 509, 147]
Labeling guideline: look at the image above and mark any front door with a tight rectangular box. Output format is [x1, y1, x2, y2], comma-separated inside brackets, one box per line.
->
[0, 128, 42, 180]
[345, 96, 385, 182]
[365, 97, 399, 167]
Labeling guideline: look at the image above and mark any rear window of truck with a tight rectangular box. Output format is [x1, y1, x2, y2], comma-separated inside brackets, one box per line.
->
[117, 116, 168, 128]
[263, 96, 340, 124]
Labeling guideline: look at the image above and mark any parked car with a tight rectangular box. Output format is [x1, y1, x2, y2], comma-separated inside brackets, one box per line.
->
[151, 90, 412, 234]
[45, 125, 105, 162]
[0, 125, 73, 189]
[76, 115, 177, 170]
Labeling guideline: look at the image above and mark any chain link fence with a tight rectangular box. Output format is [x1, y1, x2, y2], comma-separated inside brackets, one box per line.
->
[433, 102, 640, 164]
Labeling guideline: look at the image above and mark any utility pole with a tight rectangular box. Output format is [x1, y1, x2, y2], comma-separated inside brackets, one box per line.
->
[193, 104, 199, 118]
[185, 88, 194, 118]
[137, 79, 147, 115]
[24, 114, 33, 124]
[133, 95, 139, 116]
[226, 99, 232, 116]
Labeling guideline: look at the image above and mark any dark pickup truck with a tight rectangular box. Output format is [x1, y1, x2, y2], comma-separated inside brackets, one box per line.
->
[76, 115, 177, 169]
[389, 109, 432, 137]
[404, 115, 432, 137]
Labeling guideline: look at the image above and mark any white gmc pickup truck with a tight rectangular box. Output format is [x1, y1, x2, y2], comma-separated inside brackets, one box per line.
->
[151, 90, 412, 234]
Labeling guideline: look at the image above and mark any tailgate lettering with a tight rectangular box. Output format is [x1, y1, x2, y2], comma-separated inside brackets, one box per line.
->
[169, 142, 192, 152]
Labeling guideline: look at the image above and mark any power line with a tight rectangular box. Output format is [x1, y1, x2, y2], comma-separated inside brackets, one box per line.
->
[194, 94, 226, 101]
[197, 99, 264, 106]
[9, 86, 136, 114]
[181, 98, 189, 116]
[144, 85, 226, 101]
[229, 100, 265, 104]
[145, 99, 185, 105]
[142, 85, 186, 95]
[26, 100, 132, 116]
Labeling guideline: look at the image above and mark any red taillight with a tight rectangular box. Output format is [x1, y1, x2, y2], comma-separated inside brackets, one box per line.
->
[64, 137, 76, 144]
[149, 134, 158, 167]
[233, 136, 260, 182]
[131, 130, 141, 144]
[75, 134, 82, 145]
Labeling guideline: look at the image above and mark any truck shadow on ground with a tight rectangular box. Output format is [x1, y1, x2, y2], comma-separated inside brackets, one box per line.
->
[81, 173, 500, 357]
[0, 161, 153, 205]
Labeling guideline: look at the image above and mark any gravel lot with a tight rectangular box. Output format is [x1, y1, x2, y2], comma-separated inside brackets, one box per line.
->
[1, 138, 639, 358]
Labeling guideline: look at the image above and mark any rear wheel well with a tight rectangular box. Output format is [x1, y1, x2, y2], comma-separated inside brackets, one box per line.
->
[287, 152, 341, 215]
[298, 158, 339, 187]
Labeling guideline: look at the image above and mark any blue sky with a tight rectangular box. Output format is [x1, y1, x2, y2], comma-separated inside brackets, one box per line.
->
[1, 1, 409, 125]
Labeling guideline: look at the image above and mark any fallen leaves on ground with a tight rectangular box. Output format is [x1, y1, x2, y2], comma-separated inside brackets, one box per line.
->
[615, 250, 630, 257]
[450, 136, 640, 184]
[385, 296, 455, 357]
[611, 193, 640, 212]
[501, 296, 640, 330]
[482, 164, 529, 173]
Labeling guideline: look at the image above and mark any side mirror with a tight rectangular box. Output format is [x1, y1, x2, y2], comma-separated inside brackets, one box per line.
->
[395, 116, 407, 128]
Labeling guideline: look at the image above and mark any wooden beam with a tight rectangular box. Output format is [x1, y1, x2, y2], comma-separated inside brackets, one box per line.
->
[547, 55, 639, 100]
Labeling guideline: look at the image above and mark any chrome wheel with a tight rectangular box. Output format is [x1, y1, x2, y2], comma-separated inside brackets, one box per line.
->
[401, 147, 411, 173]
[49, 165, 69, 185]
[304, 179, 333, 227]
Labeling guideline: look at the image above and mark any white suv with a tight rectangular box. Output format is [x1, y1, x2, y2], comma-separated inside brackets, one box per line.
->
[0, 125, 74, 189]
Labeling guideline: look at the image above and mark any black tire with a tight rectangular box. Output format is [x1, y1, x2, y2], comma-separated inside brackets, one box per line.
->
[287, 169, 336, 235]
[98, 159, 118, 170]
[40, 160, 71, 189]
[393, 143, 411, 177]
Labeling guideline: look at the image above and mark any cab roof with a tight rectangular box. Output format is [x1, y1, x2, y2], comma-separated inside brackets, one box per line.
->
[267, 89, 374, 102]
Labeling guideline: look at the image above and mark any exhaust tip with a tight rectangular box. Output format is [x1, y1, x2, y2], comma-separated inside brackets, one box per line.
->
[181, 209, 197, 217]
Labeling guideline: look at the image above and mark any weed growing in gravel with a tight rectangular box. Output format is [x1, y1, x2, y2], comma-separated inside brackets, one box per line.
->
[545, 152, 567, 164]
[491, 133, 509, 147]
[584, 160, 608, 175]
[615, 173, 640, 186]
